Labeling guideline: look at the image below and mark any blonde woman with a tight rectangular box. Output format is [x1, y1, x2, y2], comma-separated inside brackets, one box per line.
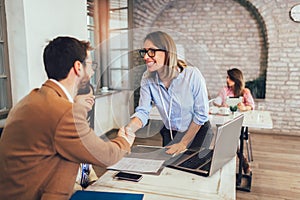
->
[123, 31, 213, 155]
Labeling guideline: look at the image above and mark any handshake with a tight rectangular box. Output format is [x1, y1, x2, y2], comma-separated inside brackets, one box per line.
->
[117, 126, 136, 146]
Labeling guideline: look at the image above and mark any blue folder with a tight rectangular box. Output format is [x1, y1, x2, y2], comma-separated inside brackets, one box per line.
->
[70, 190, 144, 200]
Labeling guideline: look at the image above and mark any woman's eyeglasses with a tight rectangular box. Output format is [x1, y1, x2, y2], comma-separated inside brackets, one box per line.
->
[138, 48, 166, 58]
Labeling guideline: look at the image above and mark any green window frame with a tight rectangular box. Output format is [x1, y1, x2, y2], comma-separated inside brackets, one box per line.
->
[0, 0, 12, 119]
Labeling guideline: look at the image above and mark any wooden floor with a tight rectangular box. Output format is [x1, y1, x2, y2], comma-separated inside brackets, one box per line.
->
[236, 133, 300, 200]
[97, 129, 300, 200]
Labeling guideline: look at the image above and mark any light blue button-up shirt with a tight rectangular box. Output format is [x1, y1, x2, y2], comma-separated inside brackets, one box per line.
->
[132, 67, 209, 132]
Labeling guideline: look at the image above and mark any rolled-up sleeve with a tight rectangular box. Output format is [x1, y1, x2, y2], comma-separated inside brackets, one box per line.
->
[130, 77, 153, 127]
[192, 68, 209, 125]
[243, 88, 255, 109]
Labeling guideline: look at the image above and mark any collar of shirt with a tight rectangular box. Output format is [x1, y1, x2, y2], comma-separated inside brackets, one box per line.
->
[49, 79, 74, 103]
[155, 71, 183, 89]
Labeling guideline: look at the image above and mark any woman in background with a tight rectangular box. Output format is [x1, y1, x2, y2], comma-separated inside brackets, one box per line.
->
[213, 68, 255, 111]
[214, 68, 254, 174]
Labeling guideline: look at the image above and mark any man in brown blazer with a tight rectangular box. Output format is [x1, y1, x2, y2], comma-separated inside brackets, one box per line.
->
[0, 36, 135, 200]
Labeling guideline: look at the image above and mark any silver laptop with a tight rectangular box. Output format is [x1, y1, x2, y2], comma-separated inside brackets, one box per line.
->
[166, 114, 244, 177]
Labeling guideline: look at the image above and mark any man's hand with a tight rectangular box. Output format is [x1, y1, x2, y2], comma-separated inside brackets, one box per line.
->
[75, 93, 95, 112]
[165, 142, 187, 155]
[118, 126, 135, 146]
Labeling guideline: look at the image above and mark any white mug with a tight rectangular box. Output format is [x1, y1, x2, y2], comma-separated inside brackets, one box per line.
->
[101, 86, 108, 92]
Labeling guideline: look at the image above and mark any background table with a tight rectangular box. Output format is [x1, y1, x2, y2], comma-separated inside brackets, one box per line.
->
[209, 110, 273, 129]
[150, 106, 273, 129]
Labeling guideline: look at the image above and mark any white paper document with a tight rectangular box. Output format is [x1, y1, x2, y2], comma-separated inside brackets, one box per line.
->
[108, 157, 165, 173]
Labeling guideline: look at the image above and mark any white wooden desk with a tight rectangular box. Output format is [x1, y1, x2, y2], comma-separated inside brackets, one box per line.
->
[87, 157, 236, 200]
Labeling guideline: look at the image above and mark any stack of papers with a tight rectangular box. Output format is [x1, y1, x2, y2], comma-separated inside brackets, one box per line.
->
[108, 157, 165, 174]
[107, 145, 173, 175]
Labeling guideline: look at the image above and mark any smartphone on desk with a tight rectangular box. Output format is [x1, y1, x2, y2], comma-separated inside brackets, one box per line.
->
[114, 171, 143, 182]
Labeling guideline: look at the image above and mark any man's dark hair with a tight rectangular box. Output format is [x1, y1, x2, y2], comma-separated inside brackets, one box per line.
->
[43, 36, 92, 80]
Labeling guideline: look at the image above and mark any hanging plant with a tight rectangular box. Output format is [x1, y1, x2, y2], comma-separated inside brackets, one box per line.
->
[245, 73, 266, 99]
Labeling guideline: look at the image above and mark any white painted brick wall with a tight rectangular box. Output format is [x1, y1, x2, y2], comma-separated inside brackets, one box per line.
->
[132, 0, 300, 136]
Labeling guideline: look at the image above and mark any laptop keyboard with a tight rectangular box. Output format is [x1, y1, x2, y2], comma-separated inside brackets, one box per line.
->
[178, 148, 213, 169]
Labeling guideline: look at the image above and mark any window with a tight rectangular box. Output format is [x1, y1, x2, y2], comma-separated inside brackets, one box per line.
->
[86, 0, 132, 93]
[87, 0, 99, 89]
[108, 0, 131, 90]
[0, 0, 11, 119]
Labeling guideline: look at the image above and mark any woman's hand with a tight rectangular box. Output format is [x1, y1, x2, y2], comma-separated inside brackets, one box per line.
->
[237, 102, 250, 112]
[165, 142, 187, 155]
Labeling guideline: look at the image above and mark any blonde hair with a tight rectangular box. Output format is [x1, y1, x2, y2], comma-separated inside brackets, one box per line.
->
[143, 31, 187, 80]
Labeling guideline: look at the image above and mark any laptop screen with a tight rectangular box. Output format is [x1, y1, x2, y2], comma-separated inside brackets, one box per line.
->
[166, 114, 244, 177]
[226, 96, 243, 107]
[209, 114, 244, 175]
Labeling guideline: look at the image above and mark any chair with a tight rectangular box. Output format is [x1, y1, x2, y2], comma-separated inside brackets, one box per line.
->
[244, 128, 253, 162]
[240, 126, 253, 162]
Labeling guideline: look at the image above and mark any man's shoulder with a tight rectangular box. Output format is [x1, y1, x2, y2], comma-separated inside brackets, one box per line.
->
[25, 83, 73, 116]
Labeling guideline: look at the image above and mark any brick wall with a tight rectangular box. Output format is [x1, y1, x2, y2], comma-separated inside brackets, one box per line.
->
[132, 0, 300, 136]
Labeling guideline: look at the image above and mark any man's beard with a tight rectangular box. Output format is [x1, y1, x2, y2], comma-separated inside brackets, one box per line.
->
[77, 70, 91, 95]
[77, 81, 91, 95]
